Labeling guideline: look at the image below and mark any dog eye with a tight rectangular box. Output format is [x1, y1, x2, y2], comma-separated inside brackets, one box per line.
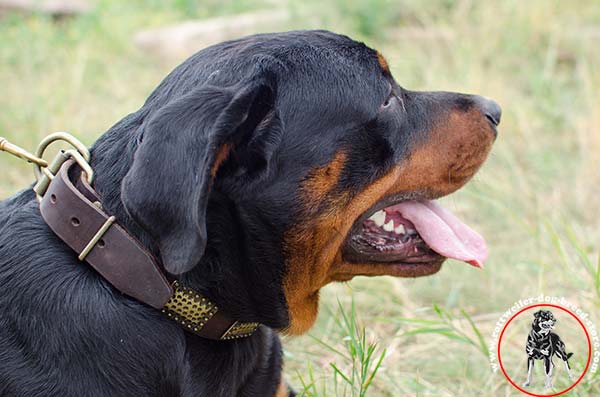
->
[381, 94, 395, 109]
[380, 92, 406, 114]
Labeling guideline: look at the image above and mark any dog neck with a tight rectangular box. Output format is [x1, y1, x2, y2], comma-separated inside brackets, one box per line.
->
[88, 127, 290, 331]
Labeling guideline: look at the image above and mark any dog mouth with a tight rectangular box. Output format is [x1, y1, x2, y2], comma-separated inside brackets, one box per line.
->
[342, 198, 488, 274]
[540, 321, 554, 330]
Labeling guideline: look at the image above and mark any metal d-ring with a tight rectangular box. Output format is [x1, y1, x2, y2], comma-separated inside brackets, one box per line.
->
[33, 132, 91, 183]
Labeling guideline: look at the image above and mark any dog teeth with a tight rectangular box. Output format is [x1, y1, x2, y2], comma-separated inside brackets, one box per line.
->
[394, 224, 405, 234]
[368, 210, 386, 227]
[383, 220, 394, 232]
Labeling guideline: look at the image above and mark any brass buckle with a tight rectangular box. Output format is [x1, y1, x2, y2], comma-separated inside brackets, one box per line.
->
[32, 132, 93, 202]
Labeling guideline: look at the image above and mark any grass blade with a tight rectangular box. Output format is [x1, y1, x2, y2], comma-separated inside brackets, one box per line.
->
[330, 363, 353, 386]
[460, 309, 488, 357]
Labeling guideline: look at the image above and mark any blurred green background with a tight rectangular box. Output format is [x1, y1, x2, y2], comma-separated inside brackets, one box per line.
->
[1, 0, 599, 395]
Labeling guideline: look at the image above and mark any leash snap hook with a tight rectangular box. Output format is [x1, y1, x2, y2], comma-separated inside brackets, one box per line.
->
[0, 137, 49, 167]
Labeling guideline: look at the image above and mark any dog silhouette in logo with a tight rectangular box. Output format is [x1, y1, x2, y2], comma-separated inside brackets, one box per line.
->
[523, 310, 575, 389]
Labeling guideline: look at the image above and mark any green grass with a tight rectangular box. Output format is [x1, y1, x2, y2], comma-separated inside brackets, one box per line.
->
[1, 0, 599, 395]
[295, 300, 387, 397]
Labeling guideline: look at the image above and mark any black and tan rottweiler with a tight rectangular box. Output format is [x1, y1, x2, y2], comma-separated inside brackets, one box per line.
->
[0, 30, 500, 396]
[523, 310, 575, 389]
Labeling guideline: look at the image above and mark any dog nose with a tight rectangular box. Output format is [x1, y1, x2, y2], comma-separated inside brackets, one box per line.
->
[473, 96, 502, 128]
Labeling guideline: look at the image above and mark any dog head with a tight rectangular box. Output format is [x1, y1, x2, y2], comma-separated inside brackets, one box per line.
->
[114, 30, 499, 334]
[533, 310, 556, 334]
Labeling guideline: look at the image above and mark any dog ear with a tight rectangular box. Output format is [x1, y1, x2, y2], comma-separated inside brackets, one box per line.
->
[534, 310, 542, 318]
[232, 109, 283, 176]
[121, 75, 277, 275]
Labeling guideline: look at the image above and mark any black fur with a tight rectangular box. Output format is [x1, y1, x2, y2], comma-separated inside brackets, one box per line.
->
[0, 30, 492, 396]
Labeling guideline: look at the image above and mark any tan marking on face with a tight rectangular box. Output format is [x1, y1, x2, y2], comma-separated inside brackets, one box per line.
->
[376, 51, 390, 73]
[283, 165, 401, 334]
[382, 108, 494, 197]
[210, 143, 231, 178]
[283, 107, 495, 335]
[301, 151, 347, 210]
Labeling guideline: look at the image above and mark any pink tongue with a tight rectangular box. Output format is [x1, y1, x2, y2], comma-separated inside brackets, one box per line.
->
[386, 200, 488, 268]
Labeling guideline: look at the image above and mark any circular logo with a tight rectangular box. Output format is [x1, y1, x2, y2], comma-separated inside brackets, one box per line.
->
[497, 304, 592, 396]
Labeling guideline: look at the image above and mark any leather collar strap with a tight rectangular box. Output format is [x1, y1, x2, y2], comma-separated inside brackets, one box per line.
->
[39, 159, 259, 340]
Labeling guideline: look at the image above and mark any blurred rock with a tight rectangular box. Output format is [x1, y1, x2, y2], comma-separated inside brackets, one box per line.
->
[134, 10, 290, 61]
[0, 0, 92, 18]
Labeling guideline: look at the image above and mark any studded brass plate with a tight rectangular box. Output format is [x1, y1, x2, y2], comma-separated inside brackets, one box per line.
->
[162, 281, 219, 335]
[162, 281, 259, 340]
[221, 321, 260, 340]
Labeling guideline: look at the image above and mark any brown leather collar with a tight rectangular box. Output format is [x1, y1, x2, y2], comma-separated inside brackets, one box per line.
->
[39, 159, 259, 340]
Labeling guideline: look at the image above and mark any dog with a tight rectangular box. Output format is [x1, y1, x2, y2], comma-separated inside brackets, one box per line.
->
[0, 30, 500, 396]
[523, 310, 575, 389]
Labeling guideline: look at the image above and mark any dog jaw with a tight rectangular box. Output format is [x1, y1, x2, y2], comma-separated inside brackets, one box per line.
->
[282, 107, 496, 334]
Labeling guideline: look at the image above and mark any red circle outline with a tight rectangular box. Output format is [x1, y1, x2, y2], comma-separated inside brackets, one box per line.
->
[497, 303, 592, 397]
